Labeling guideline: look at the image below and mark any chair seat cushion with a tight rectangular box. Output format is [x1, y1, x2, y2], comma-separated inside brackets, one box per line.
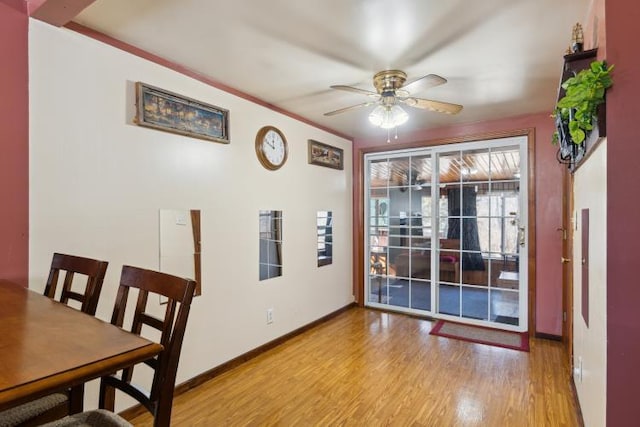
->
[40, 409, 132, 427]
[439, 255, 459, 263]
[0, 393, 67, 426]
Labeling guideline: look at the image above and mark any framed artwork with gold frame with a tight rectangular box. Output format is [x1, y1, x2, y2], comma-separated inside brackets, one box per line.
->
[307, 139, 344, 170]
[135, 82, 229, 144]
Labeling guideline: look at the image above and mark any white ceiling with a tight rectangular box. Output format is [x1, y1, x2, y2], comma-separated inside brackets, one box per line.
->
[73, 0, 591, 140]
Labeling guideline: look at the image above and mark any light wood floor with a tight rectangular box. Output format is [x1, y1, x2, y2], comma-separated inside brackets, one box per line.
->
[130, 308, 581, 426]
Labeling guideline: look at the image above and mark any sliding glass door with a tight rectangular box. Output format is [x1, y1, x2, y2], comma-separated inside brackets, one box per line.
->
[365, 137, 527, 331]
[368, 154, 434, 311]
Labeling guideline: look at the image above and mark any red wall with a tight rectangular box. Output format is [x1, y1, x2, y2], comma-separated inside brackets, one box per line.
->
[606, 0, 640, 424]
[584, 0, 606, 59]
[0, 0, 29, 285]
[354, 112, 564, 336]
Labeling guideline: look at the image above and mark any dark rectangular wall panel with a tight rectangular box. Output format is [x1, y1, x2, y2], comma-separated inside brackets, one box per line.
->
[581, 208, 589, 327]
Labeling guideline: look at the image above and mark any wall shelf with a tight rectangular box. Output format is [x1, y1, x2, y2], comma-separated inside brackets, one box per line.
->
[555, 48, 607, 170]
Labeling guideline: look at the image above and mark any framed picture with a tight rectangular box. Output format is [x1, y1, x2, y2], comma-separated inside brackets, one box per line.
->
[135, 82, 229, 144]
[307, 139, 344, 170]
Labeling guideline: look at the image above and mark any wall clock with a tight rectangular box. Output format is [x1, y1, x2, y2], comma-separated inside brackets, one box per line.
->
[255, 126, 288, 170]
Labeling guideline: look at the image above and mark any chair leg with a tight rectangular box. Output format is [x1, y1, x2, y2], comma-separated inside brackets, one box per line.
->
[68, 384, 84, 414]
[99, 381, 116, 411]
[154, 403, 172, 427]
[154, 392, 175, 427]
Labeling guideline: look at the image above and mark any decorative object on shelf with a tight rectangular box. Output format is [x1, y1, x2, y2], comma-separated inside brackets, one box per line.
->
[552, 56, 613, 167]
[307, 139, 344, 170]
[134, 82, 229, 144]
[571, 22, 584, 53]
[255, 126, 288, 170]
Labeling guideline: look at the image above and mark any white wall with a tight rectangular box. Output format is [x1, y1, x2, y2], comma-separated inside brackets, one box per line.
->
[573, 140, 607, 427]
[28, 20, 353, 410]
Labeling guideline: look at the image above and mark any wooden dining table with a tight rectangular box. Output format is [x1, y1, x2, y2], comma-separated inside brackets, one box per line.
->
[0, 280, 163, 412]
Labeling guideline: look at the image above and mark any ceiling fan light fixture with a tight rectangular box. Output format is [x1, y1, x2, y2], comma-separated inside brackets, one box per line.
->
[326, 70, 461, 128]
[368, 104, 409, 129]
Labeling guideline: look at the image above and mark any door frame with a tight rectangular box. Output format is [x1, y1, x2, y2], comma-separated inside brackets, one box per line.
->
[353, 128, 537, 336]
[561, 166, 574, 366]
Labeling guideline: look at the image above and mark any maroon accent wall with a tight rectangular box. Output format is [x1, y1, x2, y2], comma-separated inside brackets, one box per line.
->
[28, 0, 96, 26]
[606, 0, 640, 424]
[26, 0, 47, 14]
[354, 112, 564, 335]
[584, 0, 606, 59]
[0, 0, 29, 286]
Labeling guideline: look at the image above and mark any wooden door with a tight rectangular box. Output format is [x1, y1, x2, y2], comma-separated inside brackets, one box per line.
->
[561, 167, 574, 367]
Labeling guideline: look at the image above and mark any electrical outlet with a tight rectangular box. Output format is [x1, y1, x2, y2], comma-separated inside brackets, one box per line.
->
[266, 308, 274, 324]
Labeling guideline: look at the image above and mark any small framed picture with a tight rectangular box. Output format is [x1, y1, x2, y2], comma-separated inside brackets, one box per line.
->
[307, 140, 344, 170]
[135, 82, 229, 144]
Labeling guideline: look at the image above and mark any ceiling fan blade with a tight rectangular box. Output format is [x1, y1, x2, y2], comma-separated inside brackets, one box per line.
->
[329, 85, 378, 97]
[403, 97, 463, 115]
[402, 74, 447, 93]
[324, 101, 376, 116]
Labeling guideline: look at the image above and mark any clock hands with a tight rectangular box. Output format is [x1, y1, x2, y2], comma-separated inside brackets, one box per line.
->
[264, 131, 278, 150]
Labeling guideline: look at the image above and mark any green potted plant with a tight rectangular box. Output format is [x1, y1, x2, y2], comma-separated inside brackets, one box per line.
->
[552, 60, 614, 145]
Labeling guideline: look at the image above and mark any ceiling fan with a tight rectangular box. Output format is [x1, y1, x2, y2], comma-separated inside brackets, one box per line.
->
[324, 70, 463, 128]
[399, 168, 427, 192]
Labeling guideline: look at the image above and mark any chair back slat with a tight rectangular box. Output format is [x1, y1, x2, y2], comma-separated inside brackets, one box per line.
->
[59, 271, 75, 304]
[61, 290, 84, 303]
[110, 285, 129, 327]
[131, 290, 150, 335]
[139, 312, 165, 331]
[100, 265, 196, 427]
[43, 253, 109, 316]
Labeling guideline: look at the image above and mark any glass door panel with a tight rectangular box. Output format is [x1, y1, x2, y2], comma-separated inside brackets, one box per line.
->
[366, 153, 434, 312]
[435, 144, 523, 327]
[437, 149, 484, 319]
[485, 145, 522, 326]
[365, 138, 527, 331]
[368, 158, 390, 304]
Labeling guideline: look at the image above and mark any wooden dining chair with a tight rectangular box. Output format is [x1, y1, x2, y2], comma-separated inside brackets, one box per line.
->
[41, 265, 197, 427]
[0, 254, 109, 427]
[44, 252, 110, 316]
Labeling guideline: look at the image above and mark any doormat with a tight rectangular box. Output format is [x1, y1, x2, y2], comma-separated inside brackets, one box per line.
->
[430, 320, 529, 352]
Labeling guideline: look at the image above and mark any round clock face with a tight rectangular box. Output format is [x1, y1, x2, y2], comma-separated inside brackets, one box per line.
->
[256, 126, 288, 170]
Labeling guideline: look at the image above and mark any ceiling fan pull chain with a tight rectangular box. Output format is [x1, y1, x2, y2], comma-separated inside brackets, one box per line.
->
[394, 127, 399, 140]
[386, 128, 391, 143]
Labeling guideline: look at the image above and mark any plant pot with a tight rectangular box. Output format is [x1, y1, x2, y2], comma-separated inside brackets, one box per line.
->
[556, 110, 587, 167]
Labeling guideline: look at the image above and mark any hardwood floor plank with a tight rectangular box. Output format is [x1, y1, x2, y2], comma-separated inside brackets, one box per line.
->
[129, 308, 581, 426]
